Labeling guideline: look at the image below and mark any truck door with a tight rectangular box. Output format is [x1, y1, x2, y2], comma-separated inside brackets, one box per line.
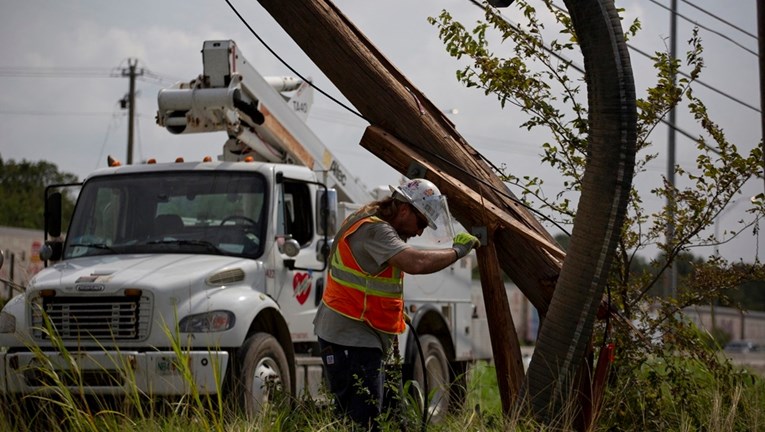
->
[275, 178, 324, 343]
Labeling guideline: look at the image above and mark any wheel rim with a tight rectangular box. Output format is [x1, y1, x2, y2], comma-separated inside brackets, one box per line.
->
[251, 356, 282, 406]
[425, 353, 448, 416]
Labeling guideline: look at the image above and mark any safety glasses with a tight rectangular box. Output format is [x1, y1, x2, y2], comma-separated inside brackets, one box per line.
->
[411, 205, 429, 230]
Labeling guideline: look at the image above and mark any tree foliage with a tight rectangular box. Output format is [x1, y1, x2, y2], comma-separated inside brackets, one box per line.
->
[0, 156, 78, 230]
[431, 0, 765, 428]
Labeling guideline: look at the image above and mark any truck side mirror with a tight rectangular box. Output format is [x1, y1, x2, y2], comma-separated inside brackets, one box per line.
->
[46, 192, 63, 238]
[279, 236, 301, 271]
[316, 189, 337, 237]
[39, 242, 63, 262]
[277, 236, 301, 258]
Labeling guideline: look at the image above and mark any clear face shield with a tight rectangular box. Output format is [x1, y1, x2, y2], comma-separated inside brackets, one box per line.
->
[414, 194, 456, 245]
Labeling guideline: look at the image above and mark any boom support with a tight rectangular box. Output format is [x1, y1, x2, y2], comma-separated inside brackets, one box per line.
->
[156, 40, 371, 204]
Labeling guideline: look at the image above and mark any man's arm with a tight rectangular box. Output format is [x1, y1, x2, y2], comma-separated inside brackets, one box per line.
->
[387, 232, 480, 274]
[387, 247, 458, 275]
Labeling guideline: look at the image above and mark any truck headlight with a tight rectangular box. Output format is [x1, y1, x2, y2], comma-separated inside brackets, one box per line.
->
[178, 310, 235, 333]
[0, 311, 16, 333]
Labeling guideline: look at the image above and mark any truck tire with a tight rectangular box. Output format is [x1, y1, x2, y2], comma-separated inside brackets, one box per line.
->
[238, 332, 291, 417]
[412, 334, 450, 422]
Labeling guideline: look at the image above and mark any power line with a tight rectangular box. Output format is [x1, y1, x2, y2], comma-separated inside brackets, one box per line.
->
[466, 1, 730, 154]
[0, 109, 124, 117]
[94, 109, 125, 172]
[647, 0, 757, 57]
[467, 0, 584, 74]
[0, 65, 183, 86]
[224, 0, 367, 122]
[0, 67, 115, 78]
[627, 44, 760, 114]
[141, 69, 185, 85]
[543, 2, 760, 114]
[309, 107, 367, 128]
[680, 0, 758, 40]
[221, 0, 569, 230]
[0, 109, 160, 119]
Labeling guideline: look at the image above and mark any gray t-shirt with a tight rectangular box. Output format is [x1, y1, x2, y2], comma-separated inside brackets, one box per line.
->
[313, 220, 409, 352]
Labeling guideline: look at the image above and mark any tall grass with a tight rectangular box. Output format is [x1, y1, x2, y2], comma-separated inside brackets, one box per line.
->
[2, 317, 764, 432]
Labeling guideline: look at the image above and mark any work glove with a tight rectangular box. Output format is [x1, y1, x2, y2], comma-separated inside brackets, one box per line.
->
[452, 232, 480, 259]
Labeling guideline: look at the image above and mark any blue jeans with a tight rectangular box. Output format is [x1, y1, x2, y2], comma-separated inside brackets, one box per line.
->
[318, 337, 384, 430]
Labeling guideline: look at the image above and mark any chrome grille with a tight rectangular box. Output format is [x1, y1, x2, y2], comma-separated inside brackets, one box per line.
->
[32, 295, 151, 341]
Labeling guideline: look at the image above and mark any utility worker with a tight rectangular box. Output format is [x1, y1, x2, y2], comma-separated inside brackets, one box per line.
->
[313, 178, 480, 430]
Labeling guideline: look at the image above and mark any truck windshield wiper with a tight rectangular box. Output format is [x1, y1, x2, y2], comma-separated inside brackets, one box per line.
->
[146, 239, 226, 254]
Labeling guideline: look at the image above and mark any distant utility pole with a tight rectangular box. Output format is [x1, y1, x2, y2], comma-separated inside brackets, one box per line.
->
[665, 0, 678, 298]
[121, 58, 144, 165]
[758, 0, 765, 193]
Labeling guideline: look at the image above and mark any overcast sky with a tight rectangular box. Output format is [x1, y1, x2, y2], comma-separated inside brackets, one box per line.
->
[0, 0, 761, 263]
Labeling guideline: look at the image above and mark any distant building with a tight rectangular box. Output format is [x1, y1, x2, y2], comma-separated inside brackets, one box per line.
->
[685, 305, 765, 342]
[471, 280, 765, 347]
[0, 226, 45, 300]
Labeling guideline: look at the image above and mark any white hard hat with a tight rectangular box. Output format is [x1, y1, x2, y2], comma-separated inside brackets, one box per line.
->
[389, 178, 443, 229]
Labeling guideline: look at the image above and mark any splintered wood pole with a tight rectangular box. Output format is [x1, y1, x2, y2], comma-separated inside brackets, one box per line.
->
[476, 239, 525, 410]
[257, 0, 565, 411]
[256, 0, 563, 315]
[360, 125, 541, 412]
[360, 127, 564, 262]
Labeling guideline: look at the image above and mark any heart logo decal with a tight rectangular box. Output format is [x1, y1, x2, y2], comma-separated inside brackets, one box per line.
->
[293, 272, 312, 305]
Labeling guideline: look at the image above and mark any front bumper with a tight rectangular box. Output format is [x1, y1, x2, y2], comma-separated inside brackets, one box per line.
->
[0, 349, 229, 396]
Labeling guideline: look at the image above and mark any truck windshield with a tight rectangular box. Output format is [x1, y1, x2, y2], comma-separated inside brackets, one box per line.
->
[64, 170, 268, 260]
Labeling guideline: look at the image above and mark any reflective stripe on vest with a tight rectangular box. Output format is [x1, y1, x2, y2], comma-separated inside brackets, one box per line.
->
[322, 215, 406, 334]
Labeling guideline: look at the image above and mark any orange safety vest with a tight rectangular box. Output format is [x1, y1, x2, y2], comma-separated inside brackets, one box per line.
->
[322, 215, 406, 334]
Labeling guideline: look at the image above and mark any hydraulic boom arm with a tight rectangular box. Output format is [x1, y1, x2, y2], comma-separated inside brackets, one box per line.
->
[156, 40, 371, 204]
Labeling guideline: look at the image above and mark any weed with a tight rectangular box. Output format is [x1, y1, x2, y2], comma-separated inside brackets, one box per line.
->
[2, 309, 763, 431]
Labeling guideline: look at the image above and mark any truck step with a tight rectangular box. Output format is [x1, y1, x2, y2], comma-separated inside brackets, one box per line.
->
[294, 354, 327, 401]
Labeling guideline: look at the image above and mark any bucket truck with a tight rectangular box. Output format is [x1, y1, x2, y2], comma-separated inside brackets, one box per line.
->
[0, 40, 492, 418]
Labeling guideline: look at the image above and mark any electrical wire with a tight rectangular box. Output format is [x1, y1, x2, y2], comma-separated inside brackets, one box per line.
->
[0, 61, 178, 89]
[466, 0, 584, 74]
[543, 1, 761, 114]
[134, 113, 143, 163]
[405, 136, 573, 236]
[0, 67, 114, 78]
[1, 1, 735, 222]
[94, 110, 126, 171]
[141, 63, 182, 83]
[223, 0, 368, 122]
[222, 0, 572, 237]
[646, 0, 757, 57]
[680, 0, 758, 40]
[224, 0, 744, 241]
[626, 43, 759, 115]
[309, 107, 368, 128]
[0, 109, 115, 117]
[140, 69, 185, 86]
[465, 0, 738, 158]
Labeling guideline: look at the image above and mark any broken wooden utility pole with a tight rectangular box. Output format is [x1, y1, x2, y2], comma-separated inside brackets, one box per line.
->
[256, 0, 563, 312]
[362, 125, 555, 408]
[477, 240, 525, 413]
[256, 0, 564, 411]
